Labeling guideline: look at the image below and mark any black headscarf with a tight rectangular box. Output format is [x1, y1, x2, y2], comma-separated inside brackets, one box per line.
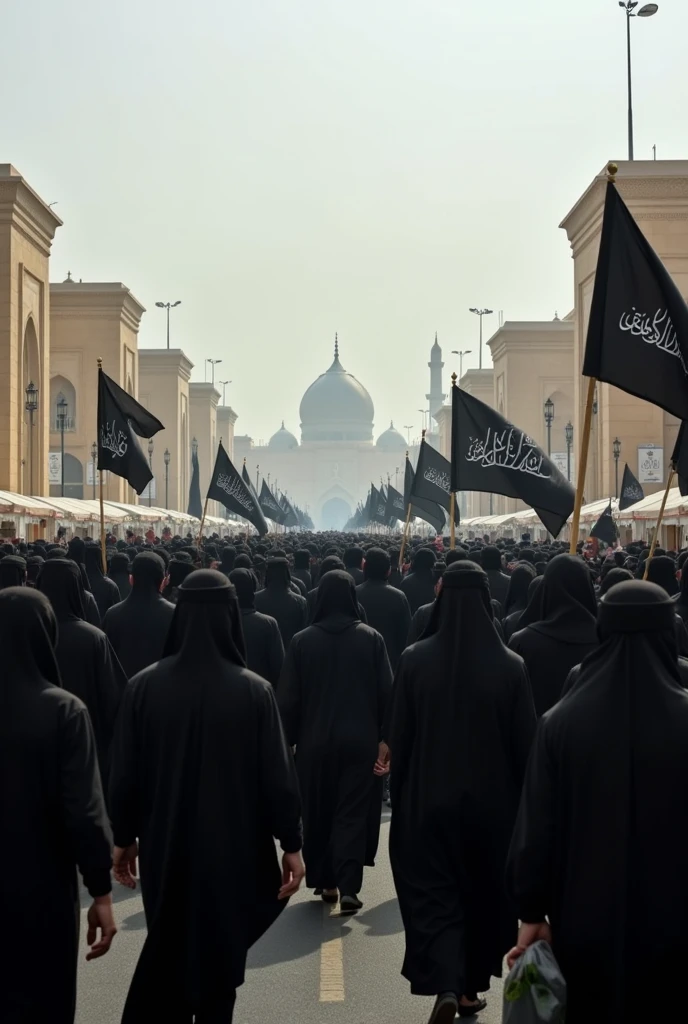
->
[163, 569, 246, 666]
[421, 561, 499, 654]
[0, 587, 61, 687]
[264, 558, 291, 590]
[645, 555, 679, 597]
[311, 569, 361, 631]
[109, 552, 132, 599]
[36, 559, 85, 623]
[599, 567, 634, 597]
[515, 575, 545, 630]
[229, 568, 256, 610]
[529, 554, 597, 643]
[26, 555, 45, 586]
[0, 555, 27, 590]
[503, 563, 537, 617]
[66, 537, 91, 593]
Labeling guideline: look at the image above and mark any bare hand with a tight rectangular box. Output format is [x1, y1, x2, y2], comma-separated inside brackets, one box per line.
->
[113, 842, 139, 890]
[374, 741, 390, 776]
[506, 921, 553, 969]
[279, 851, 305, 900]
[86, 896, 117, 960]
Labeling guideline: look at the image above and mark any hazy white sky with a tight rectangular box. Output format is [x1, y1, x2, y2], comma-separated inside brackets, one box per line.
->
[4, 0, 687, 443]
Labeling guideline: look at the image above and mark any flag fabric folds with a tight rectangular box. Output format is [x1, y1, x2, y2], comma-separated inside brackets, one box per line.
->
[672, 423, 688, 497]
[385, 484, 405, 523]
[279, 493, 299, 528]
[259, 480, 286, 524]
[590, 501, 619, 545]
[187, 445, 203, 519]
[372, 485, 388, 526]
[412, 440, 454, 515]
[206, 443, 268, 535]
[618, 463, 645, 510]
[97, 368, 164, 495]
[451, 385, 575, 538]
[583, 180, 688, 421]
[403, 458, 446, 535]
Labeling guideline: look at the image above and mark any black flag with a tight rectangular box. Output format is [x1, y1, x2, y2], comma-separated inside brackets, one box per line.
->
[97, 368, 164, 495]
[385, 484, 405, 523]
[187, 444, 203, 519]
[259, 479, 286, 524]
[412, 440, 459, 523]
[242, 462, 257, 497]
[279, 493, 299, 528]
[618, 463, 645, 510]
[583, 179, 688, 420]
[367, 484, 380, 525]
[672, 423, 688, 497]
[451, 385, 575, 538]
[403, 458, 446, 535]
[373, 486, 388, 526]
[590, 501, 619, 546]
[206, 442, 268, 535]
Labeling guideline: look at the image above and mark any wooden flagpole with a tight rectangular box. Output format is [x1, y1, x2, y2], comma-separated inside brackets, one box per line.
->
[569, 375, 597, 554]
[197, 497, 209, 550]
[643, 467, 676, 580]
[450, 493, 456, 549]
[450, 373, 457, 550]
[96, 359, 107, 574]
[398, 502, 413, 569]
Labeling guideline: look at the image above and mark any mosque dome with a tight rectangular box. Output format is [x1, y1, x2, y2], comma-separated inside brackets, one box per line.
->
[268, 421, 299, 450]
[376, 421, 406, 451]
[299, 336, 375, 443]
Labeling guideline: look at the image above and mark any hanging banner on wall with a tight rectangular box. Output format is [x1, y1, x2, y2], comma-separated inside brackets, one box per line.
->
[637, 444, 664, 484]
[48, 452, 62, 484]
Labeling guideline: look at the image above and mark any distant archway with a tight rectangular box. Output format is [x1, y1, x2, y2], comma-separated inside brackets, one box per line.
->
[50, 374, 77, 433]
[321, 497, 351, 530]
[49, 452, 84, 499]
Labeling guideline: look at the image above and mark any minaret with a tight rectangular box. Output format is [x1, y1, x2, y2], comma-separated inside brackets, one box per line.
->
[426, 332, 446, 428]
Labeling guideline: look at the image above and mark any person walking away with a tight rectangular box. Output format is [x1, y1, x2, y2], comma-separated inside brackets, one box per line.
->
[387, 561, 536, 1022]
[399, 547, 437, 614]
[278, 570, 392, 913]
[255, 557, 307, 649]
[108, 551, 132, 600]
[356, 547, 412, 673]
[501, 563, 537, 642]
[506, 580, 688, 1023]
[103, 552, 175, 678]
[344, 546, 365, 584]
[84, 542, 121, 618]
[110, 570, 304, 1024]
[0, 588, 116, 1024]
[480, 546, 511, 608]
[230, 567, 285, 686]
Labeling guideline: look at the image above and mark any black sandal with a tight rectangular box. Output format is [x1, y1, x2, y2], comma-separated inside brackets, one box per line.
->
[458, 997, 487, 1018]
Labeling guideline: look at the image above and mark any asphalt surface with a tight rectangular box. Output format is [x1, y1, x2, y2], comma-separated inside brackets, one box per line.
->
[76, 809, 504, 1024]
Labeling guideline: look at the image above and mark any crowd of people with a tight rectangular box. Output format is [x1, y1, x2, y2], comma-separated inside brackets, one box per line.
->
[3, 523, 688, 1024]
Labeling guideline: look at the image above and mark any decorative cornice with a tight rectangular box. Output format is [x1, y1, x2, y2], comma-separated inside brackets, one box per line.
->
[139, 348, 194, 382]
[0, 171, 62, 258]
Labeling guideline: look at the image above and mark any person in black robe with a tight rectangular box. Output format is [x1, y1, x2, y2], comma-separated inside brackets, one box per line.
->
[597, 565, 633, 599]
[645, 553, 679, 595]
[230, 567, 285, 686]
[387, 561, 536, 1023]
[278, 570, 392, 914]
[56, 543, 102, 626]
[162, 558, 195, 604]
[356, 547, 412, 672]
[0, 553, 27, 587]
[109, 570, 303, 1024]
[84, 542, 121, 618]
[255, 557, 308, 649]
[344, 545, 365, 584]
[506, 580, 688, 1023]
[26, 552, 45, 585]
[103, 552, 175, 679]
[399, 547, 437, 614]
[37, 558, 128, 787]
[501, 562, 537, 642]
[509, 555, 598, 717]
[109, 551, 132, 600]
[0, 587, 116, 1024]
[305, 555, 350, 620]
[292, 549, 313, 591]
[480, 546, 511, 608]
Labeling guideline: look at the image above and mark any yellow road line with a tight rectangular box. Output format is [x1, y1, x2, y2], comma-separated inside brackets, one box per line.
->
[319, 903, 345, 1002]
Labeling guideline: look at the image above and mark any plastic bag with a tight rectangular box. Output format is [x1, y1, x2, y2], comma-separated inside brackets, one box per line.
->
[502, 941, 566, 1023]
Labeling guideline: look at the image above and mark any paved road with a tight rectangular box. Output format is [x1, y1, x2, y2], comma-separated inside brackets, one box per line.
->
[76, 809, 504, 1024]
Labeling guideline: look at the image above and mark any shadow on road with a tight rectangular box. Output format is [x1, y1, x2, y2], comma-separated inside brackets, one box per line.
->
[247, 900, 331, 969]
[354, 897, 403, 936]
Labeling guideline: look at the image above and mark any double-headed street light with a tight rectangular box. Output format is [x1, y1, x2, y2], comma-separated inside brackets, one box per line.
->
[619, 1, 659, 160]
[206, 358, 222, 385]
[451, 349, 472, 379]
[218, 379, 232, 405]
[155, 300, 182, 349]
[469, 308, 493, 369]
[544, 398, 555, 457]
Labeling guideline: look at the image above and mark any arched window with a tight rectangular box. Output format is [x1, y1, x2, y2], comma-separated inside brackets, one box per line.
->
[50, 375, 77, 432]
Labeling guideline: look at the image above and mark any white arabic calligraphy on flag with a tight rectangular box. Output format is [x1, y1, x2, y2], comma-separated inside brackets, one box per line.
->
[216, 472, 255, 511]
[423, 467, 451, 494]
[619, 307, 688, 376]
[100, 420, 128, 459]
[466, 427, 552, 480]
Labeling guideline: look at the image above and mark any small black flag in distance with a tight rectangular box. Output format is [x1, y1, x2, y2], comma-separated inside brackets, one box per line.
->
[412, 440, 454, 515]
[583, 180, 688, 420]
[590, 501, 619, 546]
[279, 493, 299, 528]
[385, 484, 405, 523]
[206, 442, 268, 535]
[672, 423, 688, 498]
[368, 484, 380, 525]
[451, 385, 575, 538]
[618, 463, 645, 510]
[187, 444, 203, 519]
[97, 368, 164, 495]
[403, 458, 446, 535]
[259, 479, 287, 524]
[373, 486, 389, 526]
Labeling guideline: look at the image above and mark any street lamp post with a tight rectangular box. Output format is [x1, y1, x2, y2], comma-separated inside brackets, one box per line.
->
[24, 381, 38, 495]
[404, 425, 413, 445]
[91, 441, 97, 499]
[451, 349, 472, 379]
[565, 421, 574, 482]
[147, 438, 154, 507]
[544, 398, 555, 457]
[57, 396, 68, 497]
[469, 308, 494, 369]
[619, 2, 659, 161]
[418, 409, 428, 434]
[164, 448, 170, 509]
[155, 300, 182, 349]
[218, 379, 232, 405]
[613, 437, 622, 497]
[206, 359, 222, 385]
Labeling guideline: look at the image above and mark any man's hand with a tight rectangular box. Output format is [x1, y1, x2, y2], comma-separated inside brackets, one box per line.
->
[506, 921, 553, 969]
[279, 851, 305, 900]
[113, 842, 139, 890]
[374, 741, 390, 776]
[86, 895, 117, 961]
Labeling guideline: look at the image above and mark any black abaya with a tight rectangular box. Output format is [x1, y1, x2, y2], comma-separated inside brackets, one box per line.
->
[110, 571, 302, 1024]
[84, 544, 121, 618]
[254, 559, 308, 649]
[399, 567, 436, 615]
[388, 562, 536, 1000]
[278, 571, 392, 896]
[0, 588, 112, 1024]
[356, 578, 412, 672]
[231, 565, 285, 686]
[103, 585, 175, 678]
[507, 581, 688, 1023]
